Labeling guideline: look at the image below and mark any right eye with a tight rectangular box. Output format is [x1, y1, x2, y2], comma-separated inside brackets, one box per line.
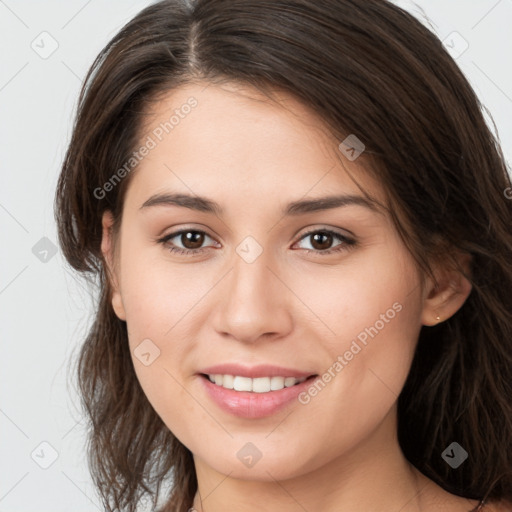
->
[158, 229, 220, 256]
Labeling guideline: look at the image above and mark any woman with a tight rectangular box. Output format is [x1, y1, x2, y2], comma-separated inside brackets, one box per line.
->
[54, 0, 512, 510]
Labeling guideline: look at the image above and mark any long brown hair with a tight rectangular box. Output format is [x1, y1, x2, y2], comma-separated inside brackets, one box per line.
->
[54, 0, 512, 510]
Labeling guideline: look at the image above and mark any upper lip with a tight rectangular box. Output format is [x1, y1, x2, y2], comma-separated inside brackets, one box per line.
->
[199, 363, 317, 379]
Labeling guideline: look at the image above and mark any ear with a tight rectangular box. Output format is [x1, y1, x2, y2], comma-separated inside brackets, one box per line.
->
[101, 210, 126, 321]
[420, 251, 472, 326]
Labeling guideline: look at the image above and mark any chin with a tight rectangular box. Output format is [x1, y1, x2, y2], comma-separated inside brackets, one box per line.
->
[194, 442, 317, 482]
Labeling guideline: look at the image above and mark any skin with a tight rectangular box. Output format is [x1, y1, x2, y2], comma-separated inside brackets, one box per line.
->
[101, 81, 479, 511]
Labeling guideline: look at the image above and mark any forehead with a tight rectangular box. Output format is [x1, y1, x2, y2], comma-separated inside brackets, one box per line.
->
[124, 81, 385, 215]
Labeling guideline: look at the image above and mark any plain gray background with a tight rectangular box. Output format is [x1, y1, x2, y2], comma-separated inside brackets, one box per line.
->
[1, 1, 511, 510]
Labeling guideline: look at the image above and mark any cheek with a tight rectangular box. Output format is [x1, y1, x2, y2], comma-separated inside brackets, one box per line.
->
[118, 246, 206, 338]
[291, 298, 420, 474]
[118, 251, 211, 418]
[291, 244, 422, 356]
[293, 251, 422, 431]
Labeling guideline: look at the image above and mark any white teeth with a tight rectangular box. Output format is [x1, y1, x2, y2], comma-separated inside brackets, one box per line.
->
[270, 376, 284, 390]
[207, 374, 308, 392]
[252, 377, 270, 393]
[284, 377, 297, 387]
[233, 376, 252, 392]
[222, 374, 234, 389]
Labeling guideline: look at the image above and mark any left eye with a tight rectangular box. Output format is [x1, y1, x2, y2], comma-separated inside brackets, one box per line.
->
[158, 229, 218, 256]
[157, 228, 355, 257]
[294, 229, 355, 254]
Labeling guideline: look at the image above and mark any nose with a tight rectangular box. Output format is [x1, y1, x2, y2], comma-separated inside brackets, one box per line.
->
[211, 248, 294, 344]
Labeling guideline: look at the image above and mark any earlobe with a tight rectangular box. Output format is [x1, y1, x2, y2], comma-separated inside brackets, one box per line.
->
[111, 293, 127, 322]
[420, 252, 472, 326]
[101, 211, 126, 321]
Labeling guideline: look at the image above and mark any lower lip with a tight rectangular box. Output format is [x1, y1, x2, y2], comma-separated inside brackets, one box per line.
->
[199, 374, 317, 419]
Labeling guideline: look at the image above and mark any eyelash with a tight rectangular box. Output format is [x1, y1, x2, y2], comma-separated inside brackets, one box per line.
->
[157, 228, 356, 257]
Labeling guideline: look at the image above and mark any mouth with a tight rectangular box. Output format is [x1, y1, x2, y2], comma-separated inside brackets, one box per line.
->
[198, 372, 319, 419]
[200, 373, 318, 393]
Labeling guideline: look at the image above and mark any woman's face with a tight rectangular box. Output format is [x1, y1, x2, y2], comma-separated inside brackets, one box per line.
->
[102, 81, 444, 482]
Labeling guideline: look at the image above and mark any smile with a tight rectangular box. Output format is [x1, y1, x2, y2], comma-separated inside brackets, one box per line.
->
[199, 372, 318, 419]
[205, 374, 308, 392]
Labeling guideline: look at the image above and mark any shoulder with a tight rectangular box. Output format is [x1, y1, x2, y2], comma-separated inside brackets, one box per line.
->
[484, 500, 512, 512]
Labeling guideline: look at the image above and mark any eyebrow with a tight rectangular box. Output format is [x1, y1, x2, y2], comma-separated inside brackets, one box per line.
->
[139, 192, 381, 216]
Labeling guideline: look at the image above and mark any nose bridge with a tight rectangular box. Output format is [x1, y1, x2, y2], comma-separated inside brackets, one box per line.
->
[232, 241, 273, 302]
[213, 236, 293, 343]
